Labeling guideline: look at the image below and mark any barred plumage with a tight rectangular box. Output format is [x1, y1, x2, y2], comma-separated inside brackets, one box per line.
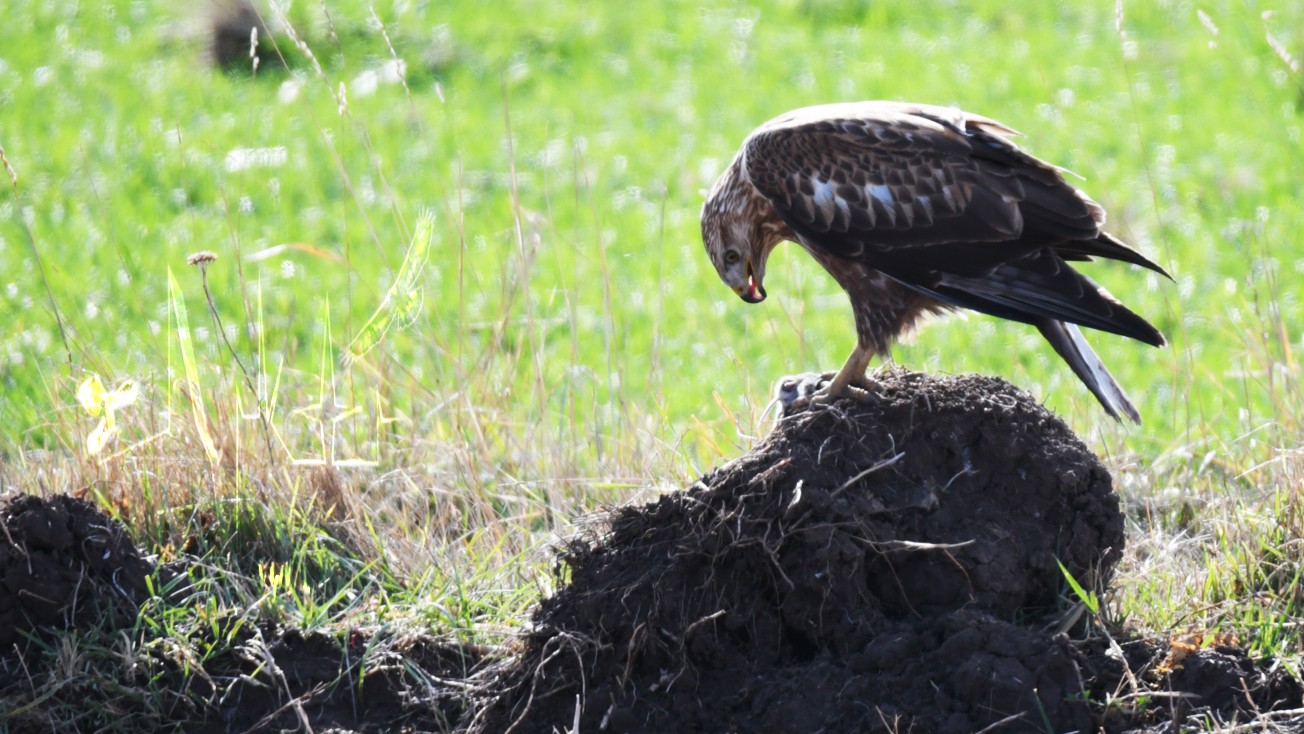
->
[701, 101, 1170, 423]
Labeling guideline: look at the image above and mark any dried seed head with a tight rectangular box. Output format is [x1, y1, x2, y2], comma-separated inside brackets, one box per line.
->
[187, 250, 218, 267]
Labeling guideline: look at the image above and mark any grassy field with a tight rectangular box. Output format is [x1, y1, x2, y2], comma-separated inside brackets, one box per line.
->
[3, 0, 1304, 728]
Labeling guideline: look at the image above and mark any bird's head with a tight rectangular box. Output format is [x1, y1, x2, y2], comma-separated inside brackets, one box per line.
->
[700, 159, 786, 305]
[702, 216, 768, 303]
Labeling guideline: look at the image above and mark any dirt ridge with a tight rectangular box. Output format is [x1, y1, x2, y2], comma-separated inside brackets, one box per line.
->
[471, 370, 1299, 734]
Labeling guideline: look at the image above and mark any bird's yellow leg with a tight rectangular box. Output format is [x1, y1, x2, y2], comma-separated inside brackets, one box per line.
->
[816, 341, 880, 403]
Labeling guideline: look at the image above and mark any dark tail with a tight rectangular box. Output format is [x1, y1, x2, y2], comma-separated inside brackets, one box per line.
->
[1036, 317, 1141, 424]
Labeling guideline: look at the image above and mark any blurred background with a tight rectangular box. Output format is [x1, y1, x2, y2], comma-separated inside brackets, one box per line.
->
[1, 0, 1303, 668]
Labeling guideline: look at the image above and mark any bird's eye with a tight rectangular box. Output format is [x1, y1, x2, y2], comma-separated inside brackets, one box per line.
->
[724, 251, 741, 265]
[781, 380, 797, 391]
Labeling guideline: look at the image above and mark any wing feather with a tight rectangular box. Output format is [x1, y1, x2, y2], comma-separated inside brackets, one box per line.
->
[742, 101, 1167, 347]
[745, 102, 1106, 259]
[892, 250, 1166, 347]
[1054, 232, 1172, 278]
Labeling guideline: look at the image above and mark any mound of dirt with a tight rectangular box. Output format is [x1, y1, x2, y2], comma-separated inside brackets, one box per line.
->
[471, 370, 1299, 734]
[0, 493, 154, 650]
[1081, 635, 1302, 732]
[0, 493, 483, 734]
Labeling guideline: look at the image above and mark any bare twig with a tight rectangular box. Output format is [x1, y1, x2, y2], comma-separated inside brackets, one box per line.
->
[831, 452, 905, 497]
[0, 139, 72, 369]
[973, 711, 1027, 734]
[683, 610, 727, 641]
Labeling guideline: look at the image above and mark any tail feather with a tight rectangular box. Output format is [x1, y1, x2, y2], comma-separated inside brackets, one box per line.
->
[1036, 318, 1141, 424]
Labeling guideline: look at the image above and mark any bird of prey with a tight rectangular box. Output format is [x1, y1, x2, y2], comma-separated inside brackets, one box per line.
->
[701, 102, 1170, 423]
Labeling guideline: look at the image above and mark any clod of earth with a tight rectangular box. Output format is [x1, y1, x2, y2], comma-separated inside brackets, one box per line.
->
[0, 494, 484, 733]
[471, 369, 1300, 734]
[184, 627, 485, 734]
[0, 492, 153, 649]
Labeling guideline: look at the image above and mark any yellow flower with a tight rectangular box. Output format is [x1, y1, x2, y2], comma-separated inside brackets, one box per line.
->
[87, 413, 116, 455]
[77, 375, 107, 417]
[77, 375, 139, 455]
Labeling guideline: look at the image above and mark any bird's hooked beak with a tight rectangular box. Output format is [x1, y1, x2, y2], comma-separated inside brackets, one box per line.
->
[739, 257, 766, 304]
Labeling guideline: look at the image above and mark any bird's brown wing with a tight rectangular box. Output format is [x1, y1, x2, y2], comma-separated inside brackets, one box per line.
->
[744, 104, 1051, 255]
[744, 102, 1168, 345]
[745, 102, 1165, 271]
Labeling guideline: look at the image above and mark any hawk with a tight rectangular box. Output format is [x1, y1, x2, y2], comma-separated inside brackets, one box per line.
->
[701, 102, 1170, 423]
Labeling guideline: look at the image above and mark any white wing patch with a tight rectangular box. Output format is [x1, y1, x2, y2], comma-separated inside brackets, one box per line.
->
[917, 195, 933, 220]
[813, 177, 860, 230]
[868, 184, 893, 207]
[812, 178, 836, 217]
[941, 186, 957, 211]
[835, 196, 851, 226]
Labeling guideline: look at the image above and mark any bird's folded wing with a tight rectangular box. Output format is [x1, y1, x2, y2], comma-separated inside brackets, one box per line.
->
[888, 249, 1166, 347]
[745, 103, 1102, 262]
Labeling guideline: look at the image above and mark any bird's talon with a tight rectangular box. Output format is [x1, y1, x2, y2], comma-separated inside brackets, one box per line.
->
[851, 376, 884, 396]
[843, 385, 881, 404]
[772, 369, 881, 417]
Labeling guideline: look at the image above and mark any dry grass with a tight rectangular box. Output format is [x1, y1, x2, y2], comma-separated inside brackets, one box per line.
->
[1100, 277, 1304, 665]
[0, 309, 693, 599]
[0, 257, 698, 730]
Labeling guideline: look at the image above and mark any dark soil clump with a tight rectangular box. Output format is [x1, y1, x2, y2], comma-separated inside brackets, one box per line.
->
[2, 617, 484, 734]
[0, 494, 482, 734]
[1080, 635, 1303, 733]
[184, 627, 484, 734]
[472, 370, 1301, 734]
[0, 493, 153, 650]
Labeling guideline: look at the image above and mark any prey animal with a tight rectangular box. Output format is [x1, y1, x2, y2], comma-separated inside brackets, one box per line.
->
[766, 372, 826, 420]
[701, 102, 1170, 423]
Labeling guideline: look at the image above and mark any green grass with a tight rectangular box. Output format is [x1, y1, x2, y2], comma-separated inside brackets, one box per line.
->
[3, 0, 1303, 445]
[4, 0, 1304, 729]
